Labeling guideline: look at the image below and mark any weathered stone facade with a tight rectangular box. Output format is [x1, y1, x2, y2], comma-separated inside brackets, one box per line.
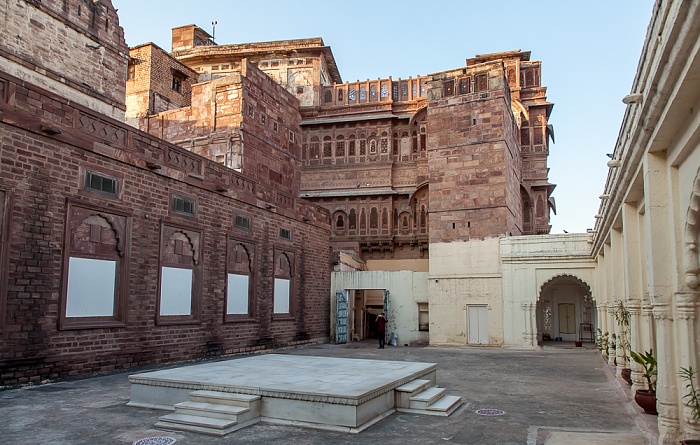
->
[0, 1, 331, 385]
[125, 43, 198, 126]
[129, 26, 555, 265]
[1, 0, 129, 119]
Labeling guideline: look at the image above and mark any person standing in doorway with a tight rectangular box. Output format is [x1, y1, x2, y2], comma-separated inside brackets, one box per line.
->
[377, 312, 387, 349]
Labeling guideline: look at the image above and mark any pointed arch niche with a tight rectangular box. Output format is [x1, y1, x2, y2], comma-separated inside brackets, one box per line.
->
[536, 274, 595, 343]
[157, 223, 202, 325]
[60, 201, 131, 330]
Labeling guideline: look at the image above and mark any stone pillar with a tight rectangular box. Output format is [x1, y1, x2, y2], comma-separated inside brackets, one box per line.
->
[611, 228, 627, 373]
[643, 152, 677, 444]
[521, 302, 535, 347]
[608, 304, 618, 367]
[622, 202, 644, 385]
[675, 294, 700, 439]
[653, 304, 680, 445]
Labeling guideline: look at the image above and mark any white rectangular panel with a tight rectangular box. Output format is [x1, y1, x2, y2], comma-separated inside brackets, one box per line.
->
[227, 274, 249, 315]
[274, 278, 290, 314]
[160, 266, 193, 316]
[66, 257, 116, 317]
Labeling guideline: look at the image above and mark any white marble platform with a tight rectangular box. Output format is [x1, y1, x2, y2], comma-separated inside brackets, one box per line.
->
[128, 354, 439, 433]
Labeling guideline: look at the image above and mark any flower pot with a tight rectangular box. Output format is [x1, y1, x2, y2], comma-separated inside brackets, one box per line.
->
[621, 367, 632, 385]
[634, 389, 658, 415]
[574, 341, 583, 347]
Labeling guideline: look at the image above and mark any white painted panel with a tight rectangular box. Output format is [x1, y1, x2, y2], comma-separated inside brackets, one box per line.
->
[468, 306, 488, 345]
[66, 257, 116, 317]
[274, 278, 290, 313]
[160, 266, 193, 316]
[227, 274, 249, 315]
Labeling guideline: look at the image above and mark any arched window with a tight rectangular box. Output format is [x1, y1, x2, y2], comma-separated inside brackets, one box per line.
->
[360, 209, 366, 231]
[370, 85, 377, 99]
[226, 241, 254, 320]
[324, 90, 332, 103]
[336, 135, 345, 157]
[337, 214, 344, 228]
[359, 87, 367, 100]
[273, 251, 294, 316]
[349, 209, 357, 230]
[323, 136, 332, 157]
[370, 208, 378, 229]
[401, 83, 408, 98]
[382, 208, 388, 229]
[337, 89, 344, 102]
[349, 88, 356, 100]
[380, 84, 388, 98]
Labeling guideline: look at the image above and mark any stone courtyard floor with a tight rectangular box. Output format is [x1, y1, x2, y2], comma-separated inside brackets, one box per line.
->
[0, 342, 658, 444]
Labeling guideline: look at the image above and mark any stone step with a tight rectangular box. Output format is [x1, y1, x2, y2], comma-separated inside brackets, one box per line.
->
[395, 379, 433, 408]
[409, 386, 446, 410]
[426, 395, 462, 416]
[174, 400, 250, 420]
[155, 413, 239, 436]
[188, 390, 260, 407]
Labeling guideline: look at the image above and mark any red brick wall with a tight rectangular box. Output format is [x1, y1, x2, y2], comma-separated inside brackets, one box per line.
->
[0, 71, 331, 385]
[138, 60, 302, 196]
[426, 62, 523, 242]
[1, 0, 128, 115]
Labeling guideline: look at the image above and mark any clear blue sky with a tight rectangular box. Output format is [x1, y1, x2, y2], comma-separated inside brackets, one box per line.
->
[114, 0, 654, 234]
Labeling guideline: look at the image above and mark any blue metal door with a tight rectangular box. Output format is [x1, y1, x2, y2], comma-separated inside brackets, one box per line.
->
[336, 290, 348, 344]
[383, 290, 390, 340]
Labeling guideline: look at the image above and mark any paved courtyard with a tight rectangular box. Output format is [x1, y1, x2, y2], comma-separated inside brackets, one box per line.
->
[0, 342, 657, 444]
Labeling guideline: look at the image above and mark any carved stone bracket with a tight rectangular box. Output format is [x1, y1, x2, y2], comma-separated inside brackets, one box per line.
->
[683, 166, 700, 288]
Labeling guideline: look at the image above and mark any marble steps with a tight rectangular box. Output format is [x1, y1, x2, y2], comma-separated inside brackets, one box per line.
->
[155, 391, 261, 436]
[395, 379, 462, 416]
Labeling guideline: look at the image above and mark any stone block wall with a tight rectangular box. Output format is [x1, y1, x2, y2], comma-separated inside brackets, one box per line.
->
[136, 60, 302, 196]
[126, 44, 198, 123]
[0, 71, 331, 386]
[427, 62, 523, 242]
[0, 0, 128, 119]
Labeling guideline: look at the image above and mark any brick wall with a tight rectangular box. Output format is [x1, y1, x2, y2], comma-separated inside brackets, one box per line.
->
[0, 0, 128, 119]
[427, 62, 523, 242]
[126, 44, 198, 123]
[137, 60, 303, 196]
[0, 71, 331, 385]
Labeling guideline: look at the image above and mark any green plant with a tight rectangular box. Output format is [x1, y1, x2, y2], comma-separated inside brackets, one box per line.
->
[613, 300, 631, 364]
[595, 330, 609, 352]
[680, 366, 700, 419]
[630, 349, 657, 392]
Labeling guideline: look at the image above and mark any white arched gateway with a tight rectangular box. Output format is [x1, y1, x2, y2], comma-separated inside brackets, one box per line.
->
[537, 274, 595, 343]
[500, 234, 596, 348]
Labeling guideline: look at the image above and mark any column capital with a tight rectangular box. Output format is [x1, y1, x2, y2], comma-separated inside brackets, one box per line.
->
[652, 303, 674, 321]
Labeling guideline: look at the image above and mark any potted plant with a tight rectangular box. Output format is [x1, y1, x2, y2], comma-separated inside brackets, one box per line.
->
[630, 349, 657, 415]
[614, 300, 633, 385]
[679, 366, 700, 445]
[595, 330, 609, 358]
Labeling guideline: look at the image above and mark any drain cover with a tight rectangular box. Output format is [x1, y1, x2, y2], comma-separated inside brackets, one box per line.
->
[475, 408, 506, 416]
[132, 437, 176, 445]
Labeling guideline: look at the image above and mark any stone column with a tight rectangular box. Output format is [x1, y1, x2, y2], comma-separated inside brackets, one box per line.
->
[643, 152, 677, 444]
[675, 294, 700, 439]
[622, 202, 644, 385]
[611, 228, 627, 373]
[521, 302, 535, 347]
[653, 304, 680, 445]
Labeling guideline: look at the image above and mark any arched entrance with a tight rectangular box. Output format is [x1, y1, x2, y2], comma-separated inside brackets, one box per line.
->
[537, 274, 595, 343]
